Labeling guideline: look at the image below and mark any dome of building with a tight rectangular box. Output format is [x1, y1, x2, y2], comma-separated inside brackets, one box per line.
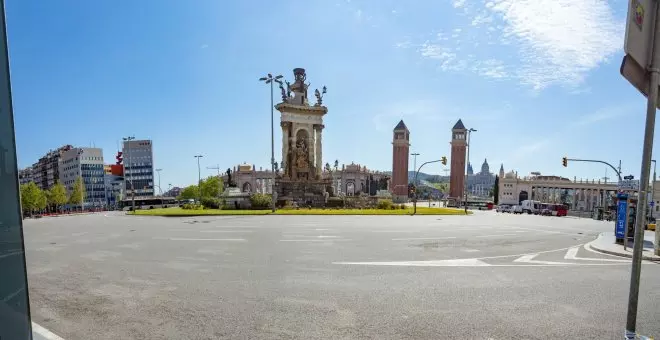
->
[481, 158, 489, 174]
[505, 171, 516, 179]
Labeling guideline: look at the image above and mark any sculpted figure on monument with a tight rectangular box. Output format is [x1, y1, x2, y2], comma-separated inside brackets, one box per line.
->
[295, 137, 308, 169]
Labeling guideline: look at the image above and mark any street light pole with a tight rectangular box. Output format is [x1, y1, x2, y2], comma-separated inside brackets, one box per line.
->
[411, 153, 420, 187]
[194, 155, 203, 204]
[155, 168, 162, 205]
[464, 128, 476, 213]
[123, 136, 136, 211]
[259, 73, 283, 213]
[652, 159, 658, 256]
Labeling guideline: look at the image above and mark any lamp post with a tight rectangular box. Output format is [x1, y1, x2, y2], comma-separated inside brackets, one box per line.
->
[122, 136, 136, 211]
[259, 73, 283, 213]
[155, 168, 163, 206]
[652, 159, 658, 256]
[464, 128, 477, 213]
[411, 152, 420, 187]
[194, 155, 203, 203]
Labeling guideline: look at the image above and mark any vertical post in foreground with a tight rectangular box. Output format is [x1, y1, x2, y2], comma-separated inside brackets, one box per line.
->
[626, 0, 660, 335]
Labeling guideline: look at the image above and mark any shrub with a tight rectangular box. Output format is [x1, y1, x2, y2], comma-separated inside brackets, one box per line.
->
[182, 203, 203, 210]
[326, 197, 344, 208]
[377, 199, 394, 210]
[250, 193, 272, 210]
[201, 197, 221, 209]
[400, 204, 406, 209]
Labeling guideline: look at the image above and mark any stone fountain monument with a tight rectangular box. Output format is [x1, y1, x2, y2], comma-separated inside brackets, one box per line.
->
[274, 68, 332, 206]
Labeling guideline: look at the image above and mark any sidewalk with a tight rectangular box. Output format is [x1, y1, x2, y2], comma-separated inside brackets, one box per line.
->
[588, 231, 660, 262]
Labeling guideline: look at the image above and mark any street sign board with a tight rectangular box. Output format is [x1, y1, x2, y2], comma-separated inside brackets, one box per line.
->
[625, 0, 655, 68]
[624, 175, 635, 180]
[618, 179, 640, 190]
[616, 194, 629, 239]
[621, 0, 660, 107]
[620, 55, 660, 108]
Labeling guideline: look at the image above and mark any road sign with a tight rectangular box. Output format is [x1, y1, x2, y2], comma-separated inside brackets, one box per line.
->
[625, 0, 655, 67]
[621, 0, 660, 107]
[616, 194, 629, 239]
[624, 175, 635, 180]
[618, 179, 640, 190]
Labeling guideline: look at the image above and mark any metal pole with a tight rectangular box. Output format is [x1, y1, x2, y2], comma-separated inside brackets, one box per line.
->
[626, 0, 660, 334]
[464, 130, 472, 214]
[413, 159, 443, 214]
[270, 79, 276, 213]
[195, 155, 202, 203]
[156, 169, 162, 206]
[654, 159, 659, 256]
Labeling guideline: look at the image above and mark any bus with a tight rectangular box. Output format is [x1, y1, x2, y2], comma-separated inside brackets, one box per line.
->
[120, 197, 177, 211]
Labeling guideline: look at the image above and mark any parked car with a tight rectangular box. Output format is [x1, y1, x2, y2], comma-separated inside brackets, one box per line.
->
[502, 205, 513, 213]
[512, 205, 523, 214]
[540, 208, 552, 216]
[496, 205, 508, 212]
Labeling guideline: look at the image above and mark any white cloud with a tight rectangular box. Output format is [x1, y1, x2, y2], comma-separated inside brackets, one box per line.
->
[200, 44, 209, 49]
[403, 0, 624, 90]
[570, 104, 636, 128]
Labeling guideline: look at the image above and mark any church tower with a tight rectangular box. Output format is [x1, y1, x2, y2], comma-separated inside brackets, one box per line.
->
[449, 119, 467, 199]
[392, 120, 410, 203]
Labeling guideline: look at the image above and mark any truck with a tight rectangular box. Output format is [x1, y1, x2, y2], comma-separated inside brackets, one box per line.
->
[520, 200, 541, 214]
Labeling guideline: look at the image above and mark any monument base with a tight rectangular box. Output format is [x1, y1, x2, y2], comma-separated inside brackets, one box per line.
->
[276, 178, 332, 207]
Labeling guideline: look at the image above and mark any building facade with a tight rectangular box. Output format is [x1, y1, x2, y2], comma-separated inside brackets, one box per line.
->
[59, 147, 106, 208]
[391, 120, 410, 203]
[18, 167, 33, 185]
[224, 162, 390, 198]
[466, 159, 495, 198]
[122, 139, 154, 198]
[31, 145, 73, 190]
[497, 165, 632, 211]
[449, 119, 467, 199]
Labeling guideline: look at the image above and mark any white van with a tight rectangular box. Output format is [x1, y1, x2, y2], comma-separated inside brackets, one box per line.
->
[520, 200, 541, 214]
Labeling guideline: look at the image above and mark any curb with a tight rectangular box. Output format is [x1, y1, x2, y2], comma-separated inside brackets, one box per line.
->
[32, 322, 65, 340]
[587, 241, 660, 262]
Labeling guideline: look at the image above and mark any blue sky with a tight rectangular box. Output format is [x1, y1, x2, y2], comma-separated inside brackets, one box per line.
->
[8, 0, 655, 187]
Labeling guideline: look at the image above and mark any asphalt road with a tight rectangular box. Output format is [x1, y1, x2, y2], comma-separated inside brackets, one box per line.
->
[23, 211, 660, 339]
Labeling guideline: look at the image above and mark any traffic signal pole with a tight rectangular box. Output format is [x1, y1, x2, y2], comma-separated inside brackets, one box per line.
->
[563, 158, 623, 182]
[413, 158, 446, 215]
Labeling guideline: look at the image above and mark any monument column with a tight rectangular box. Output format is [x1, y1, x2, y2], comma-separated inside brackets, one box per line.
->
[314, 124, 323, 179]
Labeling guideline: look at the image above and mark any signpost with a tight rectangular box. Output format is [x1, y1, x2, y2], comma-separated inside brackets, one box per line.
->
[618, 179, 641, 190]
[617, 193, 629, 241]
[620, 0, 660, 337]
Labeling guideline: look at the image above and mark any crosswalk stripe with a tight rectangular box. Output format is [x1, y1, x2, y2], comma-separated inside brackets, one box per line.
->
[513, 254, 575, 265]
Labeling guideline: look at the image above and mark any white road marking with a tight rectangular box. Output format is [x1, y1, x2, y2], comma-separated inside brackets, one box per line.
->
[280, 239, 352, 242]
[32, 322, 66, 340]
[565, 246, 629, 262]
[513, 254, 574, 265]
[391, 237, 457, 241]
[162, 237, 246, 241]
[199, 230, 254, 233]
[475, 233, 520, 238]
[315, 228, 330, 231]
[335, 258, 491, 267]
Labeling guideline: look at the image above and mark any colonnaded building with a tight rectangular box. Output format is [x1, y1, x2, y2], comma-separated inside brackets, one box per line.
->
[497, 166, 633, 211]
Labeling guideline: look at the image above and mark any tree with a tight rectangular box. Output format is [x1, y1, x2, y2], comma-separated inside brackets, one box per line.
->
[200, 176, 223, 198]
[69, 177, 86, 208]
[20, 182, 42, 216]
[35, 189, 48, 212]
[493, 175, 499, 204]
[49, 181, 68, 212]
[178, 185, 199, 200]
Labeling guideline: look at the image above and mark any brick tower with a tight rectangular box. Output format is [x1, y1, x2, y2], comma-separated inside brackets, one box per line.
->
[449, 119, 467, 199]
[392, 120, 410, 203]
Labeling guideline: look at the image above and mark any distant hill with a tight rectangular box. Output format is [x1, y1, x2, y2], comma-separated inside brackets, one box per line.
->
[380, 171, 449, 183]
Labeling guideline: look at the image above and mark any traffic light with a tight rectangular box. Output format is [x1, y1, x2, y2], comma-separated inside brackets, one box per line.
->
[562, 157, 568, 167]
[441, 156, 447, 165]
